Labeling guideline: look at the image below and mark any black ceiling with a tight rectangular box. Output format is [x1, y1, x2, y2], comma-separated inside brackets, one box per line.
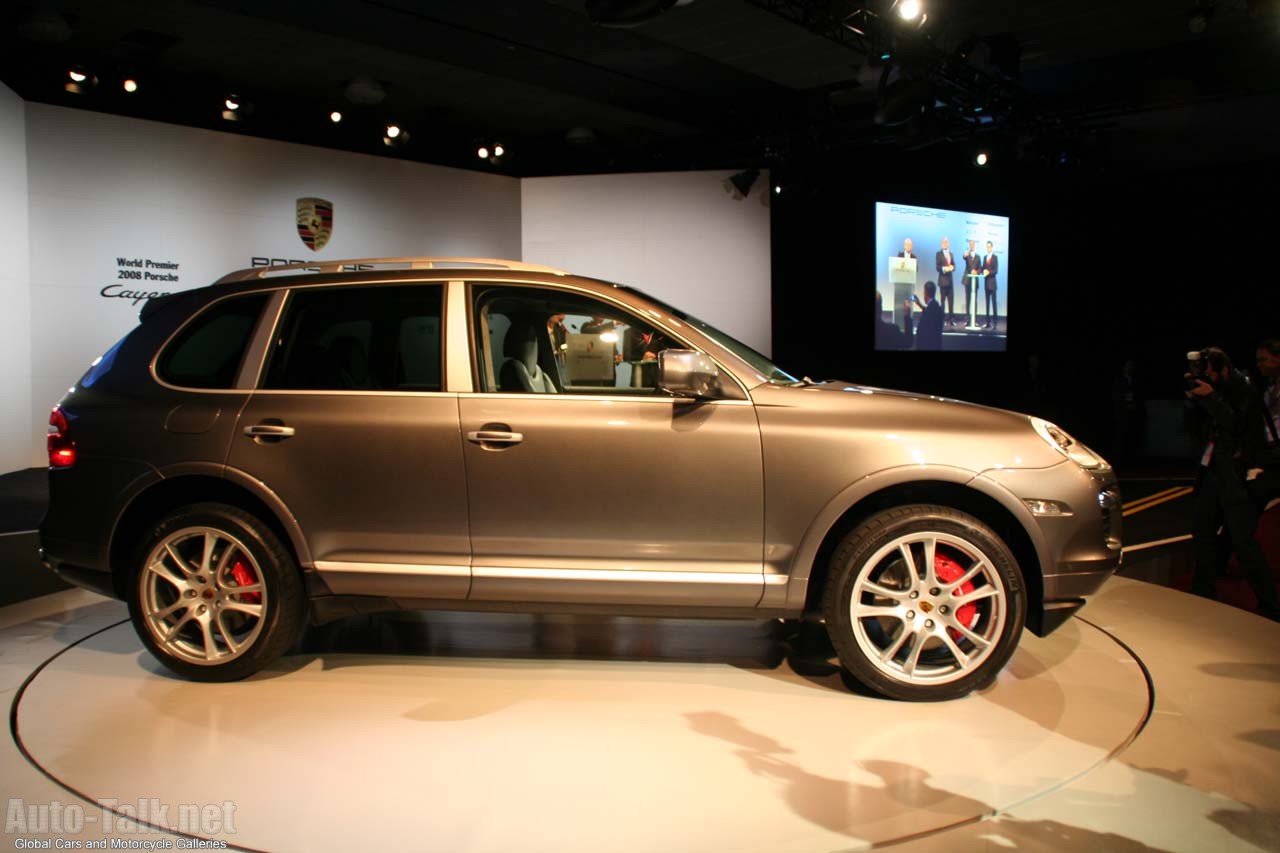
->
[3, 0, 1278, 176]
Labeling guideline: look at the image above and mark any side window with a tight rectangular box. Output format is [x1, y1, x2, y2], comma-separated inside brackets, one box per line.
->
[156, 293, 269, 389]
[472, 285, 688, 395]
[263, 284, 443, 391]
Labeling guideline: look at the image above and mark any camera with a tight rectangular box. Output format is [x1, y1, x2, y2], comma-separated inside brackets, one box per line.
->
[1186, 349, 1214, 391]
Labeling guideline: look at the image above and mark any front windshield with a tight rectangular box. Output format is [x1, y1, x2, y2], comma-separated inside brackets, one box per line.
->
[619, 286, 799, 385]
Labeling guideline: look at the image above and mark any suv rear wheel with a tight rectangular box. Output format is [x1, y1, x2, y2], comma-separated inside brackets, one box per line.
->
[822, 504, 1025, 701]
[127, 503, 305, 681]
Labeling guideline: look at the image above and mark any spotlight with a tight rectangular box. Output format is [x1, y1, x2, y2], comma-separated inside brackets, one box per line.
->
[1188, 1, 1215, 33]
[65, 67, 97, 94]
[382, 126, 409, 147]
[774, 185, 782, 195]
[385, 124, 401, 138]
[729, 168, 760, 198]
[329, 110, 343, 123]
[897, 0, 922, 21]
[975, 151, 989, 166]
[221, 95, 252, 121]
[122, 78, 139, 93]
[493, 143, 505, 157]
[477, 146, 489, 159]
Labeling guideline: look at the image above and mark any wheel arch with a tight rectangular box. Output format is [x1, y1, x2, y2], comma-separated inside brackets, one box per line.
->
[108, 467, 313, 599]
[792, 471, 1049, 634]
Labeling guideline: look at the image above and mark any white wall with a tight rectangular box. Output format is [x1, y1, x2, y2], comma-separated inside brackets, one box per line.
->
[23, 105, 522, 466]
[0, 84, 31, 474]
[6, 104, 775, 472]
[522, 171, 772, 355]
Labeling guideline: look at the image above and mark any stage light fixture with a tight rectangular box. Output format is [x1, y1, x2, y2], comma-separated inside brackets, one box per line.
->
[330, 111, 343, 123]
[123, 78, 138, 93]
[493, 144, 505, 157]
[221, 95, 252, 122]
[382, 126, 409, 148]
[729, 168, 760, 198]
[897, 0, 922, 21]
[65, 67, 97, 94]
[478, 146, 489, 159]
[774, 185, 782, 195]
[975, 151, 989, 166]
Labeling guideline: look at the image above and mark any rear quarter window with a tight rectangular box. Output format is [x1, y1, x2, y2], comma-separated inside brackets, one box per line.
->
[156, 293, 269, 389]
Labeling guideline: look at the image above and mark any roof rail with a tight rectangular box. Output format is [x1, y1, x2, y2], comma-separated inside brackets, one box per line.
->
[214, 257, 567, 285]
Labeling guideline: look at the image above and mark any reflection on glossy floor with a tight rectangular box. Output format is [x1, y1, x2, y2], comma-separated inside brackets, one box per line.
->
[3, 577, 1279, 852]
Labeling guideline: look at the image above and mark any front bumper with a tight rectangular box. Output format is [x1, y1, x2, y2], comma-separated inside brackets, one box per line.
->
[981, 463, 1122, 635]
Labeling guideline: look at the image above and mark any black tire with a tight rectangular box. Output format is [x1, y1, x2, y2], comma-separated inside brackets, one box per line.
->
[822, 504, 1026, 701]
[127, 502, 306, 682]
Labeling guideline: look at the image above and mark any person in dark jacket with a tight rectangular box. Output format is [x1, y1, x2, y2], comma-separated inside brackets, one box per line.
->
[1186, 346, 1279, 620]
[904, 281, 944, 351]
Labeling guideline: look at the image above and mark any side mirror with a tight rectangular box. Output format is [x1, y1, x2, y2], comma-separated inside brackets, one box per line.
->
[657, 349, 721, 398]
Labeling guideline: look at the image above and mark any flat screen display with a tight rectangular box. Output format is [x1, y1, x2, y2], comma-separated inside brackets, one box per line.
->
[874, 201, 1009, 352]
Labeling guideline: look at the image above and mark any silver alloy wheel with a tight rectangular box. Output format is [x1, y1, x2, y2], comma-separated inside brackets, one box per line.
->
[139, 526, 268, 666]
[849, 531, 1007, 686]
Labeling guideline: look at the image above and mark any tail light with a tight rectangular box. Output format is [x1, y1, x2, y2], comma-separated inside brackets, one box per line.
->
[48, 406, 76, 468]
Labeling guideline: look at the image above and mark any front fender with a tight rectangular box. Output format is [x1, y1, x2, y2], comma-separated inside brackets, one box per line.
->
[775, 463, 1055, 611]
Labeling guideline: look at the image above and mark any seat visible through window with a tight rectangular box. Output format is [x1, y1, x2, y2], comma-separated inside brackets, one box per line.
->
[499, 318, 558, 393]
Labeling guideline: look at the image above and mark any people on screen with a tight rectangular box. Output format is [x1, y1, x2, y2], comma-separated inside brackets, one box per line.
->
[982, 240, 999, 330]
[963, 239, 981, 325]
[936, 237, 956, 326]
[899, 238, 915, 259]
[904, 281, 944, 351]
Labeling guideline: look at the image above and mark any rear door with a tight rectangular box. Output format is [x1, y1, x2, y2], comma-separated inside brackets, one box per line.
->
[227, 281, 470, 599]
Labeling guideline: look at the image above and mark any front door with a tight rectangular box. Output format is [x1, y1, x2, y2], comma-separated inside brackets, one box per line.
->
[227, 281, 470, 599]
[459, 283, 764, 607]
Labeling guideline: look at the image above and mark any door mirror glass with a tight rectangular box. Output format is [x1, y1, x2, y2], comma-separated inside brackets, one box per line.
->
[657, 350, 721, 398]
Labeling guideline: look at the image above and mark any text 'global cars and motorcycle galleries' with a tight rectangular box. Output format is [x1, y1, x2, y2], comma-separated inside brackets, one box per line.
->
[39, 257, 1121, 701]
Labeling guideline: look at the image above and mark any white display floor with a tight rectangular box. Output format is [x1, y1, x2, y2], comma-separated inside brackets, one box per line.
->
[3, 577, 1278, 852]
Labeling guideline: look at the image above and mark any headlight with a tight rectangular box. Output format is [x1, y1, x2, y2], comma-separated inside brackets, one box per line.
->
[1030, 417, 1106, 470]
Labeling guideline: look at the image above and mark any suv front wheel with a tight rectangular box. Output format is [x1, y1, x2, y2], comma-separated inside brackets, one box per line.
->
[127, 503, 306, 681]
[823, 504, 1026, 701]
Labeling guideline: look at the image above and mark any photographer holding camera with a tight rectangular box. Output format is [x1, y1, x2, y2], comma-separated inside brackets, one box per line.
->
[1185, 347, 1280, 621]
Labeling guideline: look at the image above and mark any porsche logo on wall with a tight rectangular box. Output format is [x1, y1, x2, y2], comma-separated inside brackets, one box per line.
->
[296, 197, 334, 251]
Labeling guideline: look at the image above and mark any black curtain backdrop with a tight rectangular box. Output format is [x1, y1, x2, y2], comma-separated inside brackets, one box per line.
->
[769, 147, 1280, 458]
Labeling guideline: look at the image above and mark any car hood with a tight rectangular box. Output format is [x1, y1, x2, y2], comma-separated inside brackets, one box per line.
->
[750, 380, 1067, 472]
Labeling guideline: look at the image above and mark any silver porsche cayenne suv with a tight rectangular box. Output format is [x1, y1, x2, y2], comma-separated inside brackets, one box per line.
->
[40, 258, 1121, 701]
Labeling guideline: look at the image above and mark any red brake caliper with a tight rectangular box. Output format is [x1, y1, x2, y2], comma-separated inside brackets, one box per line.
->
[229, 558, 262, 604]
[933, 552, 977, 642]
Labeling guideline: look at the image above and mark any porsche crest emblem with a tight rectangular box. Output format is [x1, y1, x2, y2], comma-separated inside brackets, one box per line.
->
[296, 197, 333, 252]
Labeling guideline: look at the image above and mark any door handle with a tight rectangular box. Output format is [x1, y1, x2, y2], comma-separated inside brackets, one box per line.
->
[244, 423, 296, 439]
[466, 430, 523, 446]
